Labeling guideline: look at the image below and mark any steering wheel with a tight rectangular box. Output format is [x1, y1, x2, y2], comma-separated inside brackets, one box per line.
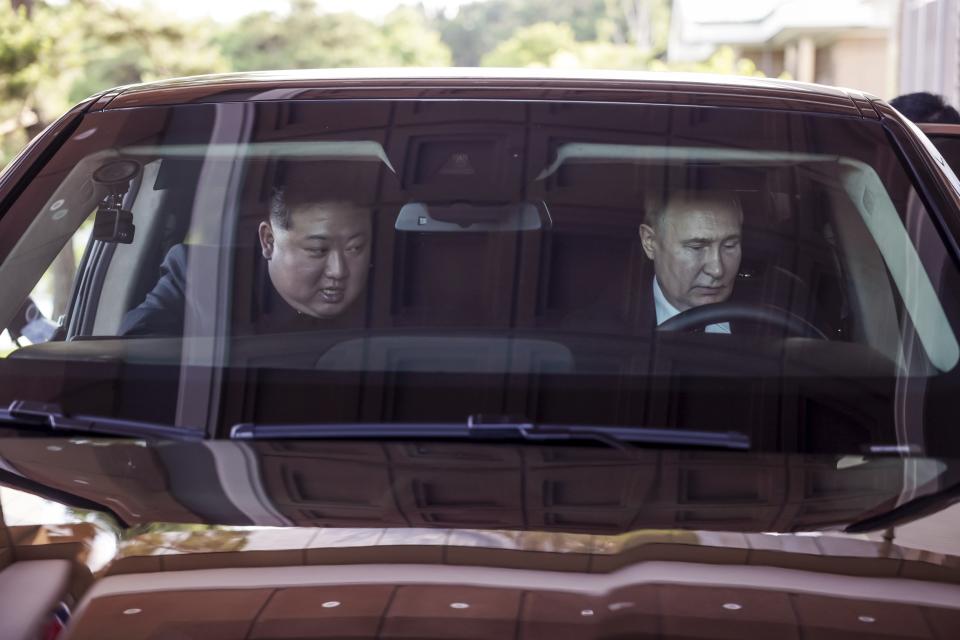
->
[657, 301, 828, 339]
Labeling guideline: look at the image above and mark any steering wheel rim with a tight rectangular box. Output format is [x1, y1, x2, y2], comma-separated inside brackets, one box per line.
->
[656, 301, 828, 339]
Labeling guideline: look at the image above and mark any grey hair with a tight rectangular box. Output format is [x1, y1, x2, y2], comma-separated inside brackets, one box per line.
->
[644, 191, 744, 231]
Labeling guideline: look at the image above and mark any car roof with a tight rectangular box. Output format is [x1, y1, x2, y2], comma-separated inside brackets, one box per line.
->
[92, 68, 880, 118]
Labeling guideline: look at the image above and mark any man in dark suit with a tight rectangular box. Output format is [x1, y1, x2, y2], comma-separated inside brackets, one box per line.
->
[637, 192, 742, 333]
[120, 189, 372, 336]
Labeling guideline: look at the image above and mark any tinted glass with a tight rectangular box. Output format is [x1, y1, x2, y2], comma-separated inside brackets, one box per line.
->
[928, 133, 960, 175]
[1, 100, 959, 455]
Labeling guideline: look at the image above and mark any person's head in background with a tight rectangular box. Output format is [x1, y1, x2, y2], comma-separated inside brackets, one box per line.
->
[890, 92, 960, 124]
[258, 188, 372, 319]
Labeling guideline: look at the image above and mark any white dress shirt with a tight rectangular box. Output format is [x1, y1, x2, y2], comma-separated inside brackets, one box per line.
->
[653, 277, 731, 334]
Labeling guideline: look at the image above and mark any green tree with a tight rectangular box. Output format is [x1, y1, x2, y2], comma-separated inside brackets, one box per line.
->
[572, 41, 651, 69]
[380, 7, 452, 67]
[0, 0, 228, 167]
[481, 21, 650, 70]
[600, 0, 672, 54]
[481, 22, 580, 68]
[0, 0, 230, 312]
[219, 2, 451, 71]
[650, 45, 767, 77]
[62, 3, 229, 105]
[0, 2, 52, 160]
[435, 0, 610, 66]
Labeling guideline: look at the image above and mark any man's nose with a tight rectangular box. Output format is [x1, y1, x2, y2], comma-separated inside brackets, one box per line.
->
[702, 245, 724, 279]
[324, 248, 349, 279]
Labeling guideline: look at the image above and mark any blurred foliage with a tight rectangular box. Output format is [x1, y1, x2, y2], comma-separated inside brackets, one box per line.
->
[434, 0, 612, 66]
[218, 2, 451, 70]
[481, 22, 651, 69]
[649, 45, 768, 77]
[0, 0, 766, 166]
[64, 2, 229, 105]
[435, 0, 671, 66]
[481, 22, 580, 68]
[602, 0, 672, 53]
[0, 3, 46, 103]
[0, 2, 52, 161]
[121, 523, 249, 557]
[0, 0, 229, 165]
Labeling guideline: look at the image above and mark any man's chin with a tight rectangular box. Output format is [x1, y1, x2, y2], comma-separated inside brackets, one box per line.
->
[280, 295, 352, 320]
[690, 289, 731, 306]
[303, 302, 348, 319]
[303, 292, 365, 319]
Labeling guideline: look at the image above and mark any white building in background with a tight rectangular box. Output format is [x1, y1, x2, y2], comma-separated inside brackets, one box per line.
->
[668, 0, 899, 98]
[898, 0, 959, 109]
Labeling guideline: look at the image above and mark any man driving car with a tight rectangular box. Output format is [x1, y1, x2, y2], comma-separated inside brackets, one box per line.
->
[638, 192, 743, 333]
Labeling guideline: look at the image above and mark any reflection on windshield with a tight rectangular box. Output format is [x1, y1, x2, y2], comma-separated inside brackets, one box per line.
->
[0, 101, 959, 456]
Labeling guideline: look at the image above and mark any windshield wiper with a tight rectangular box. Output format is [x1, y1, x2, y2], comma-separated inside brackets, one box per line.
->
[844, 480, 960, 534]
[0, 400, 201, 440]
[230, 416, 751, 450]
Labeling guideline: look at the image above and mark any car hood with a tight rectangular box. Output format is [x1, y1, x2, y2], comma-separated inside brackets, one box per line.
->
[0, 438, 953, 533]
[2, 439, 959, 638]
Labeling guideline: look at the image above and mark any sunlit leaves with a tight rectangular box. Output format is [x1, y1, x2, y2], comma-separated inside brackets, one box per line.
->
[0, 3, 48, 101]
[218, 4, 452, 71]
[481, 22, 651, 70]
[0, 0, 228, 165]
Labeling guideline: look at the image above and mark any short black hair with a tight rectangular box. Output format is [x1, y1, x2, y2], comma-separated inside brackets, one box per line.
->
[890, 92, 960, 124]
[268, 187, 295, 229]
[268, 187, 370, 230]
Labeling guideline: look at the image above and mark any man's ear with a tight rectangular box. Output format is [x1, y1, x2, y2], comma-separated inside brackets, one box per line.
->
[638, 223, 657, 259]
[259, 221, 275, 259]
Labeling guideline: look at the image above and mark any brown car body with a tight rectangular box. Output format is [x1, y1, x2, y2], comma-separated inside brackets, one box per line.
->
[1, 70, 959, 639]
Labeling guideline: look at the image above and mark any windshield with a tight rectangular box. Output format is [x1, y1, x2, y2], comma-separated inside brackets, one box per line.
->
[1, 99, 959, 455]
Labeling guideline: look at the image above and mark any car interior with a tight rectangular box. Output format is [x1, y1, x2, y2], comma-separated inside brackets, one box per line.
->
[0, 101, 958, 452]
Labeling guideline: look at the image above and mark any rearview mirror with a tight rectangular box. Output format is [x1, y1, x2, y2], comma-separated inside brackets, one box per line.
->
[394, 201, 551, 232]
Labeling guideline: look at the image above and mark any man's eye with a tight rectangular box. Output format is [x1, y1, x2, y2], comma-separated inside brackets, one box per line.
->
[306, 247, 329, 256]
[346, 243, 366, 254]
[723, 240, 740, 249]
[685, 243, 705, 250]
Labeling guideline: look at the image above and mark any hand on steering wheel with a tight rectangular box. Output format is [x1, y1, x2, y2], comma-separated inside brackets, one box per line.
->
[656, 301, 828, 339]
